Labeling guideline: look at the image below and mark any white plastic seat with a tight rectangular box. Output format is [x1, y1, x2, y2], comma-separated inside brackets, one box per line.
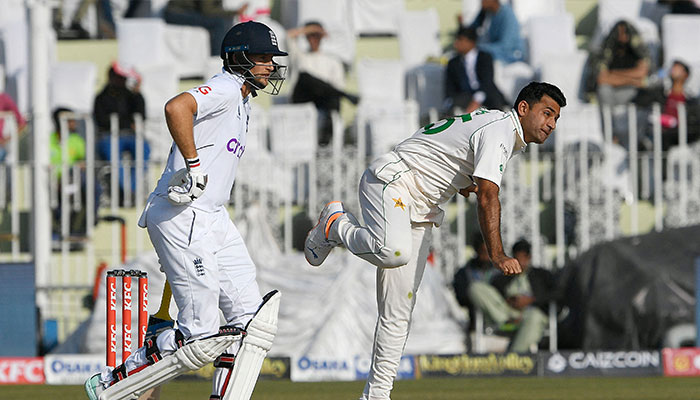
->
[398, 8, 441, 70]
[356, 58, 406, 102]
[493, 61, 535, 105]
[539, 50, 588, 107]
[553, 103, 605, 150]
[526, 13, 577, 71]
[406, 63, 445, 119]
[50, 62, 97, 114]
[137, 65, 179, 159]
[117, 19, 210, 79]
[512, 0, 566, 33]
[352, 0, 405, 36]
[357, 99, 419, 157]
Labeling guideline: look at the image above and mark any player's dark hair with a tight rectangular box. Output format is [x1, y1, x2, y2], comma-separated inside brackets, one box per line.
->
[513, 82, 567, 113]
[512, 239, 531, 256]
[455, 26, 478, 42]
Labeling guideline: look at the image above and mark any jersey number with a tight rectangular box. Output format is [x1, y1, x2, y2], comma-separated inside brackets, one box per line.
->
[421, 109, 488, 135]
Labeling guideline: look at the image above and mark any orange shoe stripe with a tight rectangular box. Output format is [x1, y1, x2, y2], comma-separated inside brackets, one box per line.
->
[325, 212, 343, 239]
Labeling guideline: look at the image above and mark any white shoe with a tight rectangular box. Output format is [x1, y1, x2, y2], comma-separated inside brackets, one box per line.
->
[305, 201, 345, 266]
[84, 373, 104, 400]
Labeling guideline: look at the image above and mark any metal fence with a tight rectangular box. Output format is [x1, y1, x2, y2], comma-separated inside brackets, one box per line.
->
[1, 102, 698, 345]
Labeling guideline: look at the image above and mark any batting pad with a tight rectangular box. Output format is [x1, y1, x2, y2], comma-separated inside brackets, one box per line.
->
[100, 331, 242, 400]
[222, 290, 281, 400]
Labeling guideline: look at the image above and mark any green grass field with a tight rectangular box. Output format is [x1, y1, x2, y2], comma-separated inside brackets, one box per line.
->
[2, 376, 699, 400]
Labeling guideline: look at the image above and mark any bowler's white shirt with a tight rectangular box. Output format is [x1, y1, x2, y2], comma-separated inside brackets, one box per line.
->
[394, 108, 526, 206]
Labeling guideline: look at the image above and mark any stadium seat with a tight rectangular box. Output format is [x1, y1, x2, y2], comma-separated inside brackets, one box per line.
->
[351, 0, 404, 36]
[50, 62, 97, 114]
[356, 58, 406, 102]
[137, 65, 178, 160]
[512, 0, 566, 35]
[356, 99, 419, 157]
[268, 103, 319, 208]
[461, 0, 481, 26]
[116, 19, 210, 80]
[493, 61, 535, 105]
[553, 103, 605, 150]
[406, 63, 445, 120]
[539, 50, 588, 107]
[526, 14, 577, 71]
[398, 8, 441, 70]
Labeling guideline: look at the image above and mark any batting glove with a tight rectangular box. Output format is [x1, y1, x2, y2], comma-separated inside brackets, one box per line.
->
[167, 157, 208, 205]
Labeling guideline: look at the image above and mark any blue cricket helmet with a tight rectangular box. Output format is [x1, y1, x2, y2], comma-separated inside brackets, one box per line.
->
[220, 21, 287, 96]
[220, 21, 287, 59]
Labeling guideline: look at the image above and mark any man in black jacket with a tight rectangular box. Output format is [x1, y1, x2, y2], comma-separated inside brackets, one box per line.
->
[443, 26, 508, 115]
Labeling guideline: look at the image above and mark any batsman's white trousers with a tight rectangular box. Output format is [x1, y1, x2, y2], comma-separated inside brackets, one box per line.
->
[333, 155, 434, 400]
[143, 195, 262, 341]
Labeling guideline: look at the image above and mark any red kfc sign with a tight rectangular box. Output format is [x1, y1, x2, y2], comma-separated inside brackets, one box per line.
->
[0, 358, 45, 384]
[662, 348, 700, 377]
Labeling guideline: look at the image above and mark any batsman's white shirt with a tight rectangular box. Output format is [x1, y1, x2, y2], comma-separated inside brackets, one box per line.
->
[148, 71, 251, 212]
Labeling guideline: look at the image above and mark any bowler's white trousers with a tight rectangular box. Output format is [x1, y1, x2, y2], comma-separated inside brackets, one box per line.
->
[332, 153, 435, 400]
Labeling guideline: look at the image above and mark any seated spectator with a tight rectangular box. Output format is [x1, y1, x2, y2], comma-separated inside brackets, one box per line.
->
[51, 108, 100, 242]
[469, 0, 525, 64]
[490, 239, 558, 353]
[637, 60, 700, 150]
[163, 0, 247, 56]
[453, 236, 557, 353]
[94, 62, 150, 205]
[658, 61, 700, 147]
[287, 21, 359, 145]
[594, 20, 650, 107]
[444, 26, 508, 115]
[452, 233, 500, 333]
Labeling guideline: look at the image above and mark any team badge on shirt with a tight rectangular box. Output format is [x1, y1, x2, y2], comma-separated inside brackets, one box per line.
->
[393, 197, 406, 211]
[193, 258, 205, 276]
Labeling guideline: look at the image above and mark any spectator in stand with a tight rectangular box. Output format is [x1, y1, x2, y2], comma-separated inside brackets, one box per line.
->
[469, 0, 526, 64]
[595, 20, 650, 107]
[93, 62, 150, 204]
[444, 26, 508, 115]
[641, 60, 700, 149]
[50, 108, 89, 240]
[53, 0, 116, 39]
[0, 65, 27, 162]
[287, 21, 359, 145]
[452, 234, 500, 332]
[163, 0, 248, 56]
[490, 239, 558, 353]
[453, 237, 556, 352]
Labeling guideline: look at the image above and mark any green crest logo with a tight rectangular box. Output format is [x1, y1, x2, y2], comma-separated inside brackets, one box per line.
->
[499, 164, 504, 172]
